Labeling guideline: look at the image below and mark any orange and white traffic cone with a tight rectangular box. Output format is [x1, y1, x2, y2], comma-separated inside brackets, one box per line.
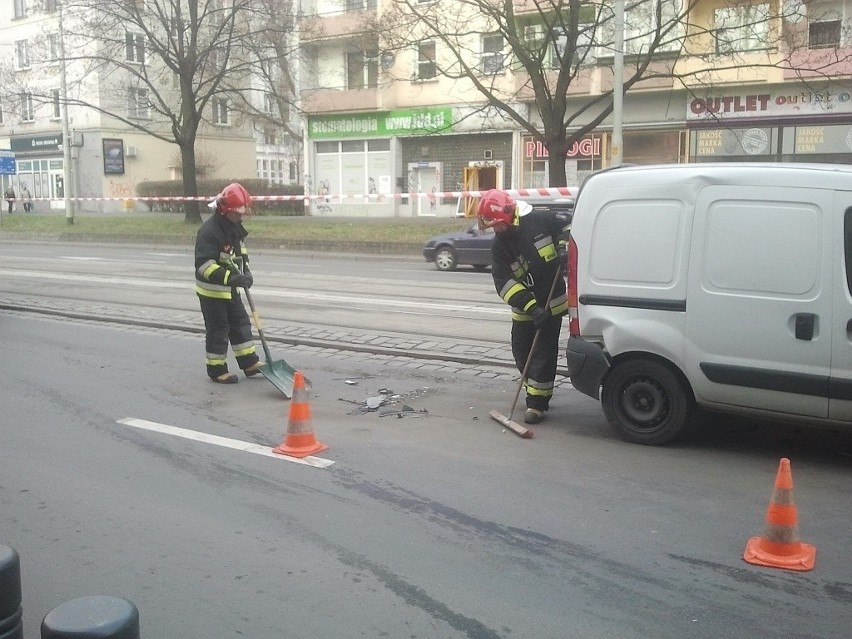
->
[272, 371, 328, 458]
[743, 458, 816, 571]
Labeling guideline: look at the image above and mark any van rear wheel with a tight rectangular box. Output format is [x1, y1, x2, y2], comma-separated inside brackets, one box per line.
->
[601, 360, 692, 445]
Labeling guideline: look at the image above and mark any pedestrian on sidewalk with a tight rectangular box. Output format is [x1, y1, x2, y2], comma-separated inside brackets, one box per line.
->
[21, 186, 32, 212]
[478, 190, 572, 424]
[4, 186, 15, 214]
[194, 182, 263, 384]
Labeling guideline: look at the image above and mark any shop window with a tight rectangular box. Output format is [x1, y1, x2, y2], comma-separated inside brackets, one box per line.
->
[809, 21, 841, 49]
[417, 41, 436, 80]
[481, 34, 505, 74]
[714, 3, 769, 54]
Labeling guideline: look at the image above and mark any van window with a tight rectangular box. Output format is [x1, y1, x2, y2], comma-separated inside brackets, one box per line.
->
[704, 200, 821, 296]
[590, 200, 685, 286]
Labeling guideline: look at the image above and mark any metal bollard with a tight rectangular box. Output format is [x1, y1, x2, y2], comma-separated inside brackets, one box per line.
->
[41, 596, 139, 639]
[0, 545, 23, 639]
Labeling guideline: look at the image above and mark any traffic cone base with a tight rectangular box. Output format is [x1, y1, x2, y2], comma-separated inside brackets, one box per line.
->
[271, 371, 328, 459]
[743, 536, 816, 571]
[743, 458, 816, 572]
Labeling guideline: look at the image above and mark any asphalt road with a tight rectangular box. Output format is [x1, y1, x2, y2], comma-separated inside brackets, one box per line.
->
[1, 243, 851, 638]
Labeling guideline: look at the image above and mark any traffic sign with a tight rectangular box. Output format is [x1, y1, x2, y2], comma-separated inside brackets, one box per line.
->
[0, 150, 16, 176]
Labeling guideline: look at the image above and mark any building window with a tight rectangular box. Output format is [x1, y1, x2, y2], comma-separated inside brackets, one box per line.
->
[263, 127, 277, 145]
[346, 51, 378, 89]
[127, 87, 150, 119]
[48, 33, 60, 63]
[125, 32, 145, 63]
[213, 97, 229, 125]
[15, 40, 30, 70]
[480, 34, 505, 74]
[417, 41, 436, 80]
[809, 20, 841, 49]
[14, 0, 26, 19]
[289, 161, 297, 182]
[621, 0, 683, 56]
[20, 93, 34, 122]
[45, 0, 57, 12]
[714, 3, 769, 54]
[50, 89, 61, 119]
[262, 92, 274, 114]
[345, 0, 377, 10]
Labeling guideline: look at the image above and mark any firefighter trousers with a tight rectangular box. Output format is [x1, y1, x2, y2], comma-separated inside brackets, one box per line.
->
[510, 315, 563, 411]
[198, 294, 260, 379]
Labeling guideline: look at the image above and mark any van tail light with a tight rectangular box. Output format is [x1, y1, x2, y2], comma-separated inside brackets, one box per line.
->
[567, 237, 580, 336]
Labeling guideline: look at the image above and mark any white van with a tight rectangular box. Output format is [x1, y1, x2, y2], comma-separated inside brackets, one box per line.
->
[565, 163, 852, 445]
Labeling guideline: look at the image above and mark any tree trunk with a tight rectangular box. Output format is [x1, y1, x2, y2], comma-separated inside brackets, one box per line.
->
[181, 143, 201, 224]
[545, 138, 570, 187]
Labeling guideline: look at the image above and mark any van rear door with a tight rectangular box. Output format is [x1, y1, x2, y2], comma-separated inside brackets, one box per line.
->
[685, 186, 832, 418]
[829, 201, 852, 421]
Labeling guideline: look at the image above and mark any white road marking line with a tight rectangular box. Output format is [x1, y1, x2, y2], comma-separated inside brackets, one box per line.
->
[116, 417, 334, 468]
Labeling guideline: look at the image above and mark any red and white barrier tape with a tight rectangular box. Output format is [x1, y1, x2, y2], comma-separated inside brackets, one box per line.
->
[16, 187, 577, 203]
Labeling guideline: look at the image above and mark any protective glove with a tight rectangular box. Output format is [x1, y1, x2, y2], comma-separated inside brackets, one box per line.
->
[230, 272, 253, 289]
[530, 305, 550, 329]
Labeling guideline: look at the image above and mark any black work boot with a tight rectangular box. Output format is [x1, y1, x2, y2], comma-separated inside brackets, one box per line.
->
[211, 372, 238, 384]
[524, 408, 544, 424]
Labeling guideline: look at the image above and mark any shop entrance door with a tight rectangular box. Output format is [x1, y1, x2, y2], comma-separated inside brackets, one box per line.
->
[461, 164, 501, 217]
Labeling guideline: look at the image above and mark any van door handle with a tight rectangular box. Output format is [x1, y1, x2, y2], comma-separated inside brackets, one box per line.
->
[795, 313, 816, 340]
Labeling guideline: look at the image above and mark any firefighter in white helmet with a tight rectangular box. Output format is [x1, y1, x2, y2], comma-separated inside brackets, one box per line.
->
[194, 182, 263, 383]
[478, 189, 572, 424]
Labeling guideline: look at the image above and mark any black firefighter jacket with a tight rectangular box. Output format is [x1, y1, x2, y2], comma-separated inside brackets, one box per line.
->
[490, 208, 571, 322]
[194, 213, 250, 301]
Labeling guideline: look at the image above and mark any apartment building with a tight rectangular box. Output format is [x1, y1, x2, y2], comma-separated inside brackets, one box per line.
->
[0, 1, 257, 212]
[298, 0, 852, 217]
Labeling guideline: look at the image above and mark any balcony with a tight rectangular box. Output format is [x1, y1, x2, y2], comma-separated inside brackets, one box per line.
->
[784, 46, 852, 79]
[301, 87, 381, 114]
[299, 8, 375, 44]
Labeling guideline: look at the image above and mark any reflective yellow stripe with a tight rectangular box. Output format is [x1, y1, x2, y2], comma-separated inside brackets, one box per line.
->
[232, 344, 256, 357]
[199, 260, 219, 279]
[499, 281, 526, 303]
[196, 283, 232, 299]
[205, 356, 227, 366]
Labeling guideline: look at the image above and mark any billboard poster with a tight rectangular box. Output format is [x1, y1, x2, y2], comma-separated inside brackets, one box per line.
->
[103, 139, 125, 175]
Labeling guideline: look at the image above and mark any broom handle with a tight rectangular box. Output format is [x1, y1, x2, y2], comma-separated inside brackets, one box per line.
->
[507, 264, 564, 421]
[242, 286, 274, 363]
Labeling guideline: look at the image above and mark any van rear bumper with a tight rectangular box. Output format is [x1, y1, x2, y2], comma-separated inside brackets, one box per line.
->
[566, 337, 610, 400]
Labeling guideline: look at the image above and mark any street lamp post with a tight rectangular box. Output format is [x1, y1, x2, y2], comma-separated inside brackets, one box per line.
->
[58, 0, 74, 225]
[611, 0, 624, 167]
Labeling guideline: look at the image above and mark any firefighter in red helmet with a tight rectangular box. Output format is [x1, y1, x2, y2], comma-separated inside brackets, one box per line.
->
[478, 189, 572, 424]
[194, 182, 262, 383]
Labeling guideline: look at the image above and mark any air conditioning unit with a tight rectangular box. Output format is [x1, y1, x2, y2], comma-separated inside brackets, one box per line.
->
[125, 146, 138, 158]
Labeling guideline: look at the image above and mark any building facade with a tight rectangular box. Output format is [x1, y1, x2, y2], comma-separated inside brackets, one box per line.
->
[0, 1, 260, 212]
[297, 0, 852, 217]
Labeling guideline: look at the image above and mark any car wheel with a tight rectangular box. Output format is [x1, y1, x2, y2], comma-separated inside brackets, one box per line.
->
[434, 246, 458, 271]
[601, 359, 693, 445]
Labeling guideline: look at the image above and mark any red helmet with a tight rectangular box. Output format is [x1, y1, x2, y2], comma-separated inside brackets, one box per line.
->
[477, 190, 516, 227]
[218, 182, 252, 215]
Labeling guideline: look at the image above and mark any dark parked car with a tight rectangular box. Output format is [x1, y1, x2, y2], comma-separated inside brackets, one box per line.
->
[423, 223, 494, 271]
[423, 197, 575, 271]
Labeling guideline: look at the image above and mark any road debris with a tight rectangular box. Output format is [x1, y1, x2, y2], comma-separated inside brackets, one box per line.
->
[338, 386, 434, 417]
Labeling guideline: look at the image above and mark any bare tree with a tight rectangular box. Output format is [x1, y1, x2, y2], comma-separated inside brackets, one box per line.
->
[375, 0, 852, 187]
[5, 0, 297, 223]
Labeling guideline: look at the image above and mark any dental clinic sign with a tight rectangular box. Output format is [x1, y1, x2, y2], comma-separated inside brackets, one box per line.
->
[688, 88, 852, 121]
[308, 108, 453, 139]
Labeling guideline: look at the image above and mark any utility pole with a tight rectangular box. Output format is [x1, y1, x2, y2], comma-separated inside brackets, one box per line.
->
[58, 0, 74, 225]
[611, 0, 624, 167]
